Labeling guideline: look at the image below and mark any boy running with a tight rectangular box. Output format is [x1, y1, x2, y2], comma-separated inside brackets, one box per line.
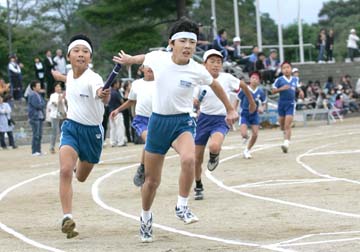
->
[110, 65, 155, 187]
[271, 61, 303, 153]
[234, 71, 266, 159]
[59, 34, 110, 238]
[193, 49, 256, 200]
[113, 17, 238, 242]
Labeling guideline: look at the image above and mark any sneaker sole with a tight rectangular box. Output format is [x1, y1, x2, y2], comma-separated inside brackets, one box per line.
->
[176, 215, 199, 224]
[141, 237, 153, 243]
[133, 176, 145, 187]
[281, 145, 288, 153]
[62, 219, 79, 239]
[194, 195, 204, 200]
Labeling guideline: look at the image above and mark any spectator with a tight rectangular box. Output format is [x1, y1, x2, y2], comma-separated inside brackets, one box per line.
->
[316, 28, 327, 63]
[34, 57, 45, 91]
[230, 36, 248, 64]
[324, 76, 335, 95]
[326, 29, 335, 62]
[196, 23, 211, 52]
[0, 78, 11, 101]
[212, 29, 234, 61]
[355, 77, 360, 97]
[27, 80, 46, 156]
[254, 52, 266, 75]
[44, 50, 55, 98]
[245, 45, 259, 73]
[0, 95, 17, 149]
[265, 49, 280, 83]
[121, 80, 134, 143]
[108, 79, 126, 147]
[347, 28, 359, 62]
[53, 49, 67, 75]
[8, 55, 23, 101]
[48, 82, 67, 154]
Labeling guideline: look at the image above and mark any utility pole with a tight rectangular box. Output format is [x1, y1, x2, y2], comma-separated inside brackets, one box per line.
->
[7, 0, 12, 54]
[233, 0, 241, 54]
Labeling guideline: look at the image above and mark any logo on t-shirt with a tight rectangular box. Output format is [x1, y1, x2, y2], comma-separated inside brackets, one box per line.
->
[180, 80, 192, 88]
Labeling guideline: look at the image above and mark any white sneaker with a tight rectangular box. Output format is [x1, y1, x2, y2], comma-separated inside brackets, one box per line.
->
[32, 152, 41, 156]
[243, 149, 252, 159]
[242, 136, 249, 145]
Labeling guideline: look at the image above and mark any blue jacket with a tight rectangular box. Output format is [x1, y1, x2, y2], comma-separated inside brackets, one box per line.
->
[28, 92, 45, 121]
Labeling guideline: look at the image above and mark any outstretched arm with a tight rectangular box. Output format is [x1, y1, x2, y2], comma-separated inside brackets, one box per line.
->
[110, 100, 136, 119]
[113, 50, 145, 66]
[210, 79, 238, 125]
[239, 81, 256, 113]
[52, 70, 67, 82]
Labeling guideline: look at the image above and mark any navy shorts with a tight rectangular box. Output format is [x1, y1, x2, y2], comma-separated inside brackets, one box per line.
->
[60, 119, 103, 163]
[145, 113, 195, 155]
[240, 111, 260, 126]
[278, 101, 295, 117]
[131, 115, 149, 137]
[195, 113, 229, 146]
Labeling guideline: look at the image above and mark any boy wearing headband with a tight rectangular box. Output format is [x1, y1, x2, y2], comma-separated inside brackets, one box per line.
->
[59, 34, 110, 239]
[234, 71, 266, 159]
[113, 17, 238, 242]
[193, 49, 256, 200]
[272, 61, 303, 153]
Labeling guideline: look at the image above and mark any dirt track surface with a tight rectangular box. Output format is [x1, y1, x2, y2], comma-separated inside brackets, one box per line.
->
[1, 118, 360, 252]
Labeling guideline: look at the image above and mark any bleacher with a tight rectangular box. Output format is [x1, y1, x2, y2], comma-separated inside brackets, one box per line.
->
[10, 100, 52, 146]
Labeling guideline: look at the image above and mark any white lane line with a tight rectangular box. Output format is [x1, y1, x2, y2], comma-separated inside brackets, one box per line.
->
[296, 145, 360, 185]
[0, 171, 64, 252]
[280, 237, 360, 247]
[232, 178, 338, 188]
[91, 155, 295, 252]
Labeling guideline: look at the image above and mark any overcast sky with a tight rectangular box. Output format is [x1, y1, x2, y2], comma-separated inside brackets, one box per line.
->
[259, 0, 332, 26]
[0, 0, 332, 26]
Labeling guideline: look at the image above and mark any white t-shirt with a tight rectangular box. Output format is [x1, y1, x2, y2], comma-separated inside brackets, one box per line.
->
[143, 50, 213, 115]
[128, 78, 155, 117]
[196, 72, 239, 115]
[65, 68, 104, 125]
[347, 34, 360, 49]
[53, 56, 67, 74]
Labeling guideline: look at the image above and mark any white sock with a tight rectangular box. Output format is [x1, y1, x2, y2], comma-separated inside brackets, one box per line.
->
[244, 147, 249, 152]
[176, 195, 188, 208]
[284, 139, 290, 146]
[63, 213, 73, 220]
[141, 209, 152, 222]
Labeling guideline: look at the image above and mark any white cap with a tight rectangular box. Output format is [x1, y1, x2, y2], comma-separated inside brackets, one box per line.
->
[292, 67, 299, 73]
[350, 28, 356, 33]
[233, 36, 241, 42]
[203, 49, 223, 62]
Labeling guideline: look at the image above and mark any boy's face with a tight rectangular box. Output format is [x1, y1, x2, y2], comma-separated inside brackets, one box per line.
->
[204, 55, 222, 76]
[55, 84, 62, 93]
[281, 63, 292, 76]
[68, 44, 91, 70]
[170, 38, 196, 64]
[34, 83, 41, 92]
[250, 75, 260, 86]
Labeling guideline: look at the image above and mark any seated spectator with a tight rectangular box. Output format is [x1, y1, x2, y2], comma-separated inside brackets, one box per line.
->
[324, 76, 335, 95]
[355, 77, 360, 98]
[334, 94, 347, 115]
[229, 36, 248, 65]
[265, 49, 280, 83]
[0, 95, 17, 149]
[196, 23, 211, 52]
[244, 45, 259, 73]
[212, 28, 234, 61]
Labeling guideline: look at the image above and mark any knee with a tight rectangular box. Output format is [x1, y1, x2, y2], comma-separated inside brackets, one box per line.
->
[145, 177, 161, 191]
[60, 166, 73, 180]
[76, 174, 86, 183]
[208, 142, 221, 154]
[181, 154, 195, 169]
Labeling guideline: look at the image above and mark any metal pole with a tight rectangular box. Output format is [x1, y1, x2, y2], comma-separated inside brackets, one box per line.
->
[6, 0, 12, 54]
[298, 0, 304, 63]
[277, 0, 284, 62]
[233, 0, 241, 54]
[255, 0, 262, 51]
[211, 0, 217, 39]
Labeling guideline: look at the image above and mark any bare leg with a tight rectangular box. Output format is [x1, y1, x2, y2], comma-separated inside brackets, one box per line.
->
[194, 145, 206, 181]
[208, 132, 225, 155]
[247, 125, 259, 150]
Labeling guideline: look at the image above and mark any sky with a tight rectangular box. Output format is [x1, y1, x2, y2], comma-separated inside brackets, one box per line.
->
[259, 0, 332, 26]
[0, 0, 331, 26]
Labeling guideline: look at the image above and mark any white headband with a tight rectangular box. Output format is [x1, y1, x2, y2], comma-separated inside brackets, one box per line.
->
[170, 32, 197, 42]
[67, 39, 92, 54]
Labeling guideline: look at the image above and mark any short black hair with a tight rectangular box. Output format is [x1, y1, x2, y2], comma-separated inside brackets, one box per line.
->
[169, 17, 199, 40]
[30, 80, 40, 90]
[217, 29, 226, 36]
[67, 34, 93, 55]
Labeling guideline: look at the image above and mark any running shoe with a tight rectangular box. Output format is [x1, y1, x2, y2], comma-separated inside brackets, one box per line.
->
[175, 206, 199, 224]
[207, 155, 219, 171]
[194, 187, 204, 200]
[140, 216, 153, 243]
[61, 217, 79, 239]
[243, 149, 252, 159]
[133, 164, 145, 187]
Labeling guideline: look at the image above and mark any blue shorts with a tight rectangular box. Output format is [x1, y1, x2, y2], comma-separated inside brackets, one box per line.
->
[278, 101, 295, 117]
[240, 111, 260, 126]
[131, 115, 149, 137]
[195, 113, 229, 146]
[145, 113, 195, 155]
[60, 119, 103, 163]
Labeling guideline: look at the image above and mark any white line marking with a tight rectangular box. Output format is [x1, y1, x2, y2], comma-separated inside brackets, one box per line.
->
[0, 171, 64, 252]
[232, 178, 338, 188]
